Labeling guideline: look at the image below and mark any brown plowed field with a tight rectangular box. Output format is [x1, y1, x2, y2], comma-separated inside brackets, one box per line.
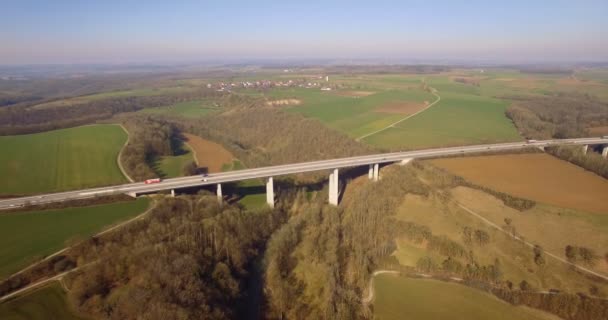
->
[183, 133, 234, 173]
[376, 101, 428, 114]
[429, 153, 608, 214]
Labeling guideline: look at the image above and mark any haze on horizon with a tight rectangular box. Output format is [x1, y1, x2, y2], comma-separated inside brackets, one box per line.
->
[1, 0, 608, 65]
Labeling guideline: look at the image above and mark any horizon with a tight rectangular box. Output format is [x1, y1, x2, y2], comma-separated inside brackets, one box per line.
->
[2, 0, 608, 65]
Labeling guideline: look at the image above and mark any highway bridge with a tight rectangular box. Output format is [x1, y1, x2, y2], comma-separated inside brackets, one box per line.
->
[1, 138, 606, 210]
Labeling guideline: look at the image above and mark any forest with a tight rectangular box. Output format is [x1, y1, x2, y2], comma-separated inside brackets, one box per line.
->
[505, 92, 608, 139]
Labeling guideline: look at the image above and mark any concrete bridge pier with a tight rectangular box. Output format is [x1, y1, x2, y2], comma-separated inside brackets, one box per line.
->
[329, 169, 339, 206]
[582, 145, 588, 154]
[368, 164, 374, 179]
[170, 189, 175, 197]
[603, 146, 608, 159]
[373, 163, 380, 181]
[216, 184, 223, 204]
[266, 177, 275, 208]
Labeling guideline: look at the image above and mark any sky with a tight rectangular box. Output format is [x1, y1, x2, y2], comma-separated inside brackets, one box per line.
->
[1, 0, 607, 65]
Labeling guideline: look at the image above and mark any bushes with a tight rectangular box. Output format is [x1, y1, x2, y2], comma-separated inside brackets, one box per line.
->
[546, 146, 608, 179]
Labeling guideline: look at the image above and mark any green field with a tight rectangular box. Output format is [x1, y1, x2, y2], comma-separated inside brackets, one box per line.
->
[364, 91, 522, 149]
[140, 100, 219, 118]
[0, 125, 128, 195]
[0, 198, 149, 279]
[155, 148, 195, 178]
[260, 74, 523, 149]
[0, 283, 84, 320]
[220, 159, 267, 208]
[267, 87, 435, 137]
[373, 275, 557, 320]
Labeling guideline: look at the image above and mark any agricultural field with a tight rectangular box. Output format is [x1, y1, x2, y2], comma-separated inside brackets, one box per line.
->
[429, 153, 608, 214]
[184, 133, 234, 173]
[265, 87, 435, 138]
[373, 275, 558, 320]
[0, 283, 83, 320]
[0, 125, 128, 195]
[139, 99, 220, 118]
[0, 198, 149, 279]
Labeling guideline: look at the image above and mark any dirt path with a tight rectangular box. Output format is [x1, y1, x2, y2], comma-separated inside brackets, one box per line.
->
[458, 204, 608, 281]
[357, 87, 440, 141]
[362, 270, 400, 304]
[117, 124, 134, 183]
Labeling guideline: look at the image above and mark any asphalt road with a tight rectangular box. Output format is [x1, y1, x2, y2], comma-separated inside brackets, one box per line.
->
[0, 138, 605, 210]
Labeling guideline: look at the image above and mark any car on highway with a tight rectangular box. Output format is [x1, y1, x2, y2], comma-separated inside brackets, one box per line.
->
[144, 178, 162, 184]
[526, 139, 537, 143]
[202, 173, 209, 182]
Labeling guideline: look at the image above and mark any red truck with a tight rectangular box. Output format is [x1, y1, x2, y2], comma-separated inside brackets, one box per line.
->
[144, 178, 162, 184]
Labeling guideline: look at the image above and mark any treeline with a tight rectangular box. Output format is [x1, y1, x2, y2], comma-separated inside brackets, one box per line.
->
[546, 145, 608, 179]
[0, 94, 42, 107]
[493, 289, 608, 320]
[419, 162, 535, 211]
[177, 108, 374, 168]
[0, 89, 224, 135]
[65, 195, 285, 319]
[120, 117, 180, 181]
[505, 92, 608, 139]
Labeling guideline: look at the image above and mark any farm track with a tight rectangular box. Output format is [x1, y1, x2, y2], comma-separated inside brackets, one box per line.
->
[117, 124, 134, 183]
[0, 199, 156, 302]
[357, 88, 440, 141]
[362, 270, 400, 304]
[458, 204, 608, 281]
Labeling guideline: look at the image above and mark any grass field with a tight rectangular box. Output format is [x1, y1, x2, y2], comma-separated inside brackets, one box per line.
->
[155, 147, 195, 178]
[0, 283, 84, 320]
[0, 198, 149, 279]
[373, 275, 558, 320]
[364, 91, 522, 149]
[140, 100, 219, 118]
[0, 125, 127, 195]
[266, 87, 435, 138]
[429, 153, 608, 214]
[452, 186, 608, 275]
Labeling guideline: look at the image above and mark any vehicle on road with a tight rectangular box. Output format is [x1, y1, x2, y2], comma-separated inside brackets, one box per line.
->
[526, 139, 537, 143]
[144, 178, 162, 184]
[202, 173, 209, 182]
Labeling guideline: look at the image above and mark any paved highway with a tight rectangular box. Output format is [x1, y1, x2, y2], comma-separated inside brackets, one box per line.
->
[0, 138, 606, 210]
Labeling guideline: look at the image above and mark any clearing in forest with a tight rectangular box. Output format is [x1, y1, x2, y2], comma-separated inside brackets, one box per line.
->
[183, 133, 234, 173]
